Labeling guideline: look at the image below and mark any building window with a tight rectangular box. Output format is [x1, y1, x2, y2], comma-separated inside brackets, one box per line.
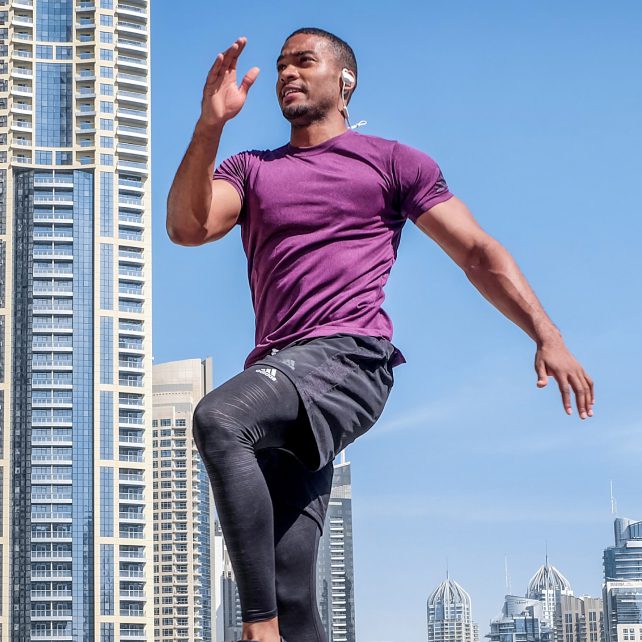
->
[36, 44, 53, 59]
[100, 48, 113, 61]
[100, 101, 113, 113]
[100, 118, 114, 130]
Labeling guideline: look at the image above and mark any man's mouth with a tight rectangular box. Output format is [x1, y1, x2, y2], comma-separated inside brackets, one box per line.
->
[282, 86, 305, 100]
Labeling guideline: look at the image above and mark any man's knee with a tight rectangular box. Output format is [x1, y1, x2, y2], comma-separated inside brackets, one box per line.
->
[192, 392, 239, 453]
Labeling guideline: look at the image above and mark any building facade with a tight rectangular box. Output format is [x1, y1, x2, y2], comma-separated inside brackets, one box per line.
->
[487, 595, 552, 642]
[0, 0, 151, 639]
[152, 357, 215, 642]
[559, 594, 604, 642]
[603, 518, 642, 642]
[316, 452, 356, 642]
[427, 575, 479, 642]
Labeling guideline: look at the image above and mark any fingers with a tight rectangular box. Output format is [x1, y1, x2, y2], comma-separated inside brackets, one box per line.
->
[239, 66, 260, 95]
[568, 373, 590, 420]
[204, 36, 247, 87]
[219, 36, 246, 76]
[556, 376, 572, 416]
[204, 52, 225, 86]
[535, 356, 548, 388]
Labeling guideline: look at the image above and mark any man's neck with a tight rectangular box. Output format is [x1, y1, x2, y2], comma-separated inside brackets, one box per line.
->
[289, 119, 349, 149]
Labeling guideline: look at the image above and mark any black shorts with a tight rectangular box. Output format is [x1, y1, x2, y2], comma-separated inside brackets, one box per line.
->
[251, 333, 397, 530]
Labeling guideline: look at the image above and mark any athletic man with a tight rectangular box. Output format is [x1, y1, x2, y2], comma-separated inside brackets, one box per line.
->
[166, 28, 594, 642]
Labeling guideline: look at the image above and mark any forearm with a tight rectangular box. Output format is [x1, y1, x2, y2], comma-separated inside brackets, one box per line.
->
[166, 119, 224, 243]
[464, 239, 562, 346]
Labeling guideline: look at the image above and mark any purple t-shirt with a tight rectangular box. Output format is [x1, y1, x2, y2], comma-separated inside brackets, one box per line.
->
[213, 129, 454, 370]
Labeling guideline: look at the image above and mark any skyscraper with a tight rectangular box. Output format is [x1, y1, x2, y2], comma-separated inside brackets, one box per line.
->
[526, 560, 574, 639]
[603, 517, 642, 642]
[152, 357, 215, 642]
[1, 0, 151, 638]
[316, 452, 356, 642]
[427, 575, 479, 642]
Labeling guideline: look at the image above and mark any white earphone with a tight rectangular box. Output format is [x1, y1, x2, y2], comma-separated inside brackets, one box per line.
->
[340, 68, 366, 129]
[341, 69, 355, 87]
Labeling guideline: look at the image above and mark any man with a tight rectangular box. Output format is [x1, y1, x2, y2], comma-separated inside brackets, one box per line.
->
[166, 28, 594, 642]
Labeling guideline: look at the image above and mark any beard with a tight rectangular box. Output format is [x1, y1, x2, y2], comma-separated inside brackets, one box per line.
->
[281, 94, 336, 125]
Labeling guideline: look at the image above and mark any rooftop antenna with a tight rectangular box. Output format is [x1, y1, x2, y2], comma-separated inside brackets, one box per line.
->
[505, 555, 512, 595]
[610, 480, 618, 516]
[545, 540, 548, 566]
[446, 557, 449, 580]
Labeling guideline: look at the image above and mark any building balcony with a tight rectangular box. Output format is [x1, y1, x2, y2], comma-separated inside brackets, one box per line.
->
[11, 66, 32, 78]
[11, 90, 33, 103]
[116, 3, 147, 18]
[117, 158, 147, 174]
[117, 55, 147, 71]
[13, 15, 34, 26]
[31, 608, 73, 618]
[116, 38, 147, 54]
[31, 569, 73, 579]
[31, 589, 73, 599]
[13, 0, 34, 8]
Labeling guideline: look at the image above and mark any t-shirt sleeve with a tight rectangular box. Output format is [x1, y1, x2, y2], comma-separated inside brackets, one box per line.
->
[391, 141, 454, 223]
[213, 151, 248, 211]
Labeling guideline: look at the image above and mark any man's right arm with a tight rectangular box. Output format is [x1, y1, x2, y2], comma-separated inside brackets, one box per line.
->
[166, 120, 242, 246]
[165, 36, 259, 246]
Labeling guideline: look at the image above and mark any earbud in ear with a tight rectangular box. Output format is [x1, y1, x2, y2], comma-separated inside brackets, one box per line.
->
[341, 68, 355, 87]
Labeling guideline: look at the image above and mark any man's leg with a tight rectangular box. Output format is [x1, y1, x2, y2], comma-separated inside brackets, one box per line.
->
[273, 500, 328, 642]
[192, 366, 316, 641]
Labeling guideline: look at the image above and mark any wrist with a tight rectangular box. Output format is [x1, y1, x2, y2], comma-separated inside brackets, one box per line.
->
[535, 324, 563, 348]
[194, 117, 225, 141]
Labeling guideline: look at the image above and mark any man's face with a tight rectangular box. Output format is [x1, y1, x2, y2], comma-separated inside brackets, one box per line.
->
[276, 34, 343, 125]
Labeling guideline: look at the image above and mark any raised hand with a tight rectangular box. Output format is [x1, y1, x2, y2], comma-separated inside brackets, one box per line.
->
[535, 337, 595, 419]
[200, 36, 260, 129]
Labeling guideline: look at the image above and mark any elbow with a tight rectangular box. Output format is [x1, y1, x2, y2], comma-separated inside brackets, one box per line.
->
[166, 219, 202, 247]
[463, 237, 501, 276]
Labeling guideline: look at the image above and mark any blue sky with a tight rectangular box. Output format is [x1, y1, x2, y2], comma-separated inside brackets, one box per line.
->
[150, 2, 642, 639]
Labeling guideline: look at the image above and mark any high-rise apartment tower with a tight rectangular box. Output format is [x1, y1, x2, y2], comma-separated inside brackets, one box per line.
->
[0, 0, 151, 639]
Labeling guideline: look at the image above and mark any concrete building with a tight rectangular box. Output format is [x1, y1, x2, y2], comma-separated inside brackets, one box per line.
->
[559, 594, 603, 642]
[0, 0, 151, 639]
[152, 357, 215, 641]
[316, 452, 356, 642]
[603, 518, 642, 642]
[427, 575, 480, 642]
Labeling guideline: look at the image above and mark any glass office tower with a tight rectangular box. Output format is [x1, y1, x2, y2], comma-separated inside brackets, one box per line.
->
[0, 0, 151, 639]
[603, 518, 642, 642]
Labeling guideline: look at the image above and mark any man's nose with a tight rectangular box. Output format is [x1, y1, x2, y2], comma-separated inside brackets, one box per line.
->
[279, 65, 299, 83]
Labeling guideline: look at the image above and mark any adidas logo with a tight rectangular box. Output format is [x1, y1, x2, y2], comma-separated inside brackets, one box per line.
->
[256, 367, 278, 381]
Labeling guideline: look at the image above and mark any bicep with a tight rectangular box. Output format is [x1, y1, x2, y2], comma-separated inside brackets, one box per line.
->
[201, 179, 243, 243]
[413, 195, 496, 268]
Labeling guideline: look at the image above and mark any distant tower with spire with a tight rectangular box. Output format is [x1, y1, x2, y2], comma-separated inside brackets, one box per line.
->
[427, 572, 480, 642]
[526, 556, 574, 640]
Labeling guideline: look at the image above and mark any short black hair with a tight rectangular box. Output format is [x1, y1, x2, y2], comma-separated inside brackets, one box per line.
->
[284, 27, 358, 101]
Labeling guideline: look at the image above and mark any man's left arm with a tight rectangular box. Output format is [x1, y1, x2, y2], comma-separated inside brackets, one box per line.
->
[414, 195, 594, 420]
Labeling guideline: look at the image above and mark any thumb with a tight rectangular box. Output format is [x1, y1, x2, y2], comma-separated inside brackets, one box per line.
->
[240, 66, 260, 95]
[535, 358, 548, 388]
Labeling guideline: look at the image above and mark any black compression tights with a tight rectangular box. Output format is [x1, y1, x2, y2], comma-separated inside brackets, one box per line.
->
[192, 366, 328, 642]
